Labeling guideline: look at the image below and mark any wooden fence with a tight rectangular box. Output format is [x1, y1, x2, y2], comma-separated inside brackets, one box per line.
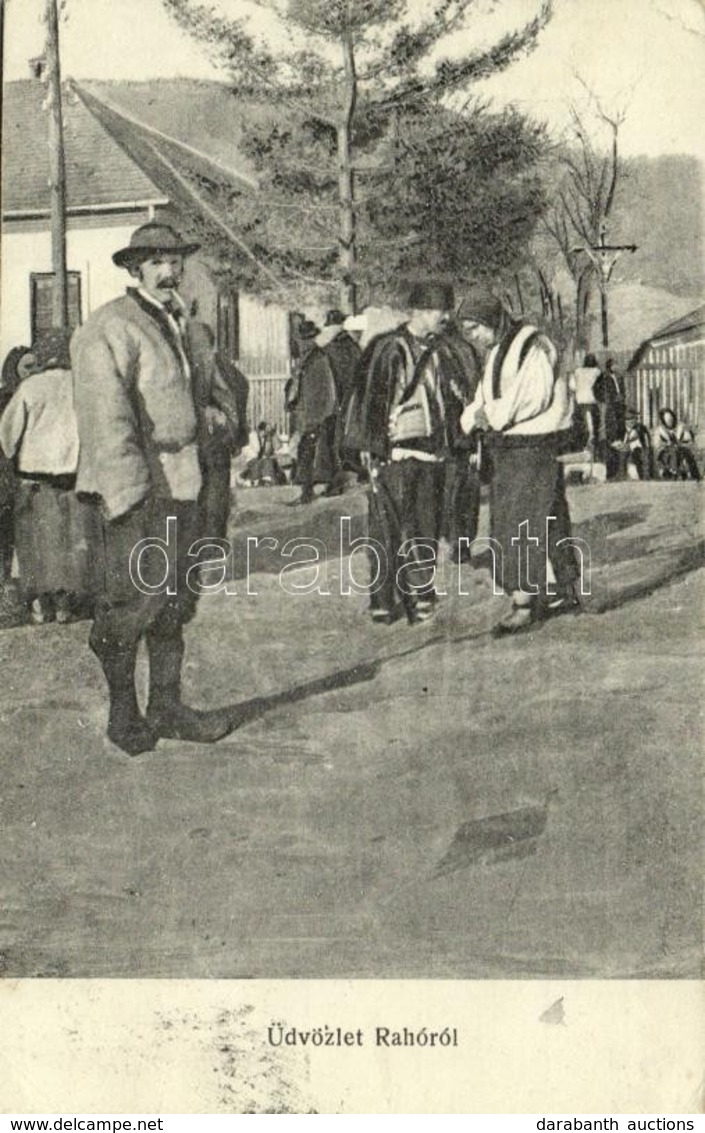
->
[626, 337, 704, 430]
[240, 353, 291, 435]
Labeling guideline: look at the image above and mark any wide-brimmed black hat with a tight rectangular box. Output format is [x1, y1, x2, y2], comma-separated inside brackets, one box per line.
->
[324, 309, 346, 327]
[113, 223, 200, 268]
[297, 319, 320, 340]
[407, 280, 455, 311]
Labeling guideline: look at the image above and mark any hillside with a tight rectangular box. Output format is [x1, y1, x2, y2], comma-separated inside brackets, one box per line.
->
[82, 80, 705, 305]
[592, 282, 698, 354]
[610, 154, 704, 298]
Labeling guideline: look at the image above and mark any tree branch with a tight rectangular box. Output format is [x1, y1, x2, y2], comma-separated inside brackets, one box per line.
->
[370, 0, 553, 110]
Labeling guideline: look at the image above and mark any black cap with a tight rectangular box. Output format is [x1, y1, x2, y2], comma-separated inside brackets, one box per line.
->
[407, 280, 455, 311]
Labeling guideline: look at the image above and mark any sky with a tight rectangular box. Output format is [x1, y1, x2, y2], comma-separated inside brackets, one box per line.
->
[3, 0, 705, 160]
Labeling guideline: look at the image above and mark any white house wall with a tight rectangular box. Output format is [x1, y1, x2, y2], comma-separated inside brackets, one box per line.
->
[0, 214, 154, 358]
[2, 214, 292, 388]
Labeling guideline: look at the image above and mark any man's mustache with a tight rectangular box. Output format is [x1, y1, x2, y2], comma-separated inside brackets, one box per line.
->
[157, 279, 178, 289]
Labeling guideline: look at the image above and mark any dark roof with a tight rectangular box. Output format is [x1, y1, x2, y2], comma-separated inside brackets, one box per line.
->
[627, 302, 705, 369]
[72, 83, 257, 196]
[86, 79, 260, 179]
[648, 303, 705, 342]
[71, 84, 285, 294]
[2, 79, 162, 212]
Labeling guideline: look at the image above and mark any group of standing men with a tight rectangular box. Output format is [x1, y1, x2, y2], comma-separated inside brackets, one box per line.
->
[345, 279, 580, 635]
[33, 220, 580, 757]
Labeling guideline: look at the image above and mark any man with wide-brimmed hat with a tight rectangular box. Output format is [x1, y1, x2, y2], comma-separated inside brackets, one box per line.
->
[344, 279, 460, 624]
[71, 222, 233, 755]
[286, 318, 338, 504]
[317, 308, 363, 496]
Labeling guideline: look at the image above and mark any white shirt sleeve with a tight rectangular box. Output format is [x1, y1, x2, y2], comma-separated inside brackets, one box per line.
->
[0, 389, 28, 460]
[484, 342, 556, 432]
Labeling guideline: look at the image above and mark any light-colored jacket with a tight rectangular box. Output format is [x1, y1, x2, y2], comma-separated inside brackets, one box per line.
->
[461, 324, 573, 437]
[0, 368, 79, 476]
[70, 290, 201, 519]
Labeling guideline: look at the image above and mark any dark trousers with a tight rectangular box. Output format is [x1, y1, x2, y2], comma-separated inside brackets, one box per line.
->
[90, 496, 200, 658]
[444, 455, 481, 550]
[597, 439, 621, 480]
[199, 449, 232, 541]
[296, 430, 318, 502]
[297, 416, 338, 499]
[367, 459, 445, 617]
[489, 438, 577, 597]
[0, 500, 14, 582]
[631, 447, 653, 480]
[658, 445, 701, 481]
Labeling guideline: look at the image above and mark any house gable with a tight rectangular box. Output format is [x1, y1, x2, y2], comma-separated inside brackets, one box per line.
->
[2, 80, 164, 215]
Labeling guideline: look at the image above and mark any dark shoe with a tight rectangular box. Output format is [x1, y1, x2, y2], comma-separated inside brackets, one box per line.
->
[370, 602, 405, 626]
[492, 604, 537, 637]
[540, 593, 582, 620]
[93, 641, 155, 755]
[108, 717, 158, 757]
[146, 702, 233, 743]
[407, 597, 438, 625]
[54, 591, 74, 624]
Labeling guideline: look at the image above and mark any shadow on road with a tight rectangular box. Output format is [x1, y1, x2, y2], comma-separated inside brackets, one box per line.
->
[221, 502, 704, 731]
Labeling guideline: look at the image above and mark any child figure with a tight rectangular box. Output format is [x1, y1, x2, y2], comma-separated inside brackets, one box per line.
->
[242, 421, 288, 487]
[655, 408, 701, 481]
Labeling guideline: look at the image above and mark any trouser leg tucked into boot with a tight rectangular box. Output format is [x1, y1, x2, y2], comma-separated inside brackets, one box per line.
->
[90, 633, 157, 756]
[145, 623, 232, 743]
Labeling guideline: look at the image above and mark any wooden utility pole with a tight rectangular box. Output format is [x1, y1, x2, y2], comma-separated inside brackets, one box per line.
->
[44, 0, 69, 331]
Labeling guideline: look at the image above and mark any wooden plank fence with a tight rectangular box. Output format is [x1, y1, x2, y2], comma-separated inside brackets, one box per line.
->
[626, 338, 704, 430]
[239, 353, 291, 435]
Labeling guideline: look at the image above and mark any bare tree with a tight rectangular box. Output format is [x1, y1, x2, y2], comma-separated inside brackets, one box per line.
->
[535, 76, 630, 352]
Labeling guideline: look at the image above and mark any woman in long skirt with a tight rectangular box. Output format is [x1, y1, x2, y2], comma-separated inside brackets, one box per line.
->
[0, 333, 99, 623]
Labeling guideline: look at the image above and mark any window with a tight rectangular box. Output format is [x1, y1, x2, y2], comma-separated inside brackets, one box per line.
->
[30, 272, 82, 340]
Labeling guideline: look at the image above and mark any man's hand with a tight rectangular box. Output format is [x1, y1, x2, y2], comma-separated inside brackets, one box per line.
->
[204, 406, 228, 435]
[460, 404, 489, 434]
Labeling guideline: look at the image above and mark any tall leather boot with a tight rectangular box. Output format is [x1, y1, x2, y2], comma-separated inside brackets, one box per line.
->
[89, 635, 157, 756]
[145, 625, 232, 743]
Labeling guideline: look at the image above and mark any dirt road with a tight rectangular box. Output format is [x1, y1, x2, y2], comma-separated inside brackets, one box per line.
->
[0, 481, 702, 978]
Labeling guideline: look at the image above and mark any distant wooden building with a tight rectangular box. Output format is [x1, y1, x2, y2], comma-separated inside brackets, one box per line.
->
[626, 304, 705, 430]
[1, 78, 294, 431]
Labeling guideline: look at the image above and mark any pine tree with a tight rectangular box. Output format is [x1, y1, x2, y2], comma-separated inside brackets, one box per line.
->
[163, 0, 553, 311]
